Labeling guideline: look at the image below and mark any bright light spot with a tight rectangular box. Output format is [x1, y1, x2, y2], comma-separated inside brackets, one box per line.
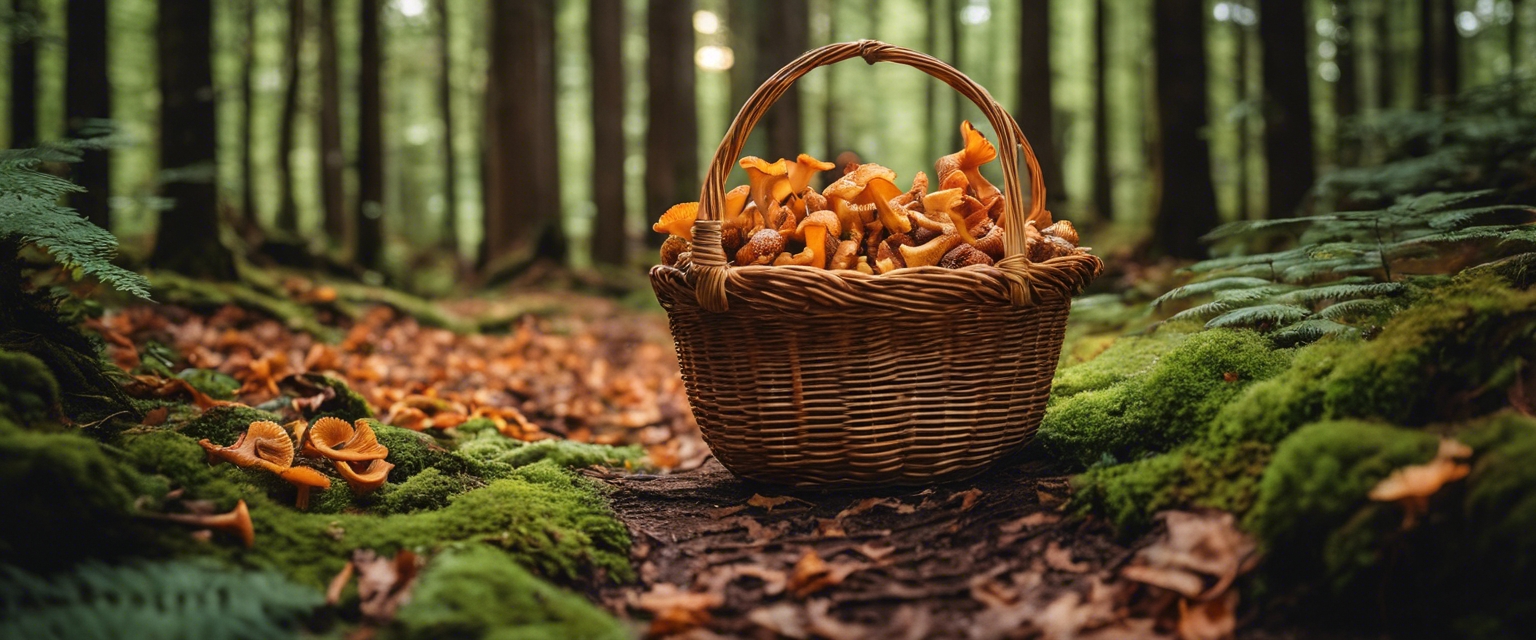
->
[1234, 6, 1256, 25]
[1213, 2, 1230, 22]
[1496, 0, 1515, 24]
[960, 0, 991, 25]
[1319, 62, 1340, 82]
[1318, 40, 1337, 60]
[695, 45, 734, 71]
[1315, 18, 1336, 38]
[1333, 25, 1350, 44]
[406, 123, 432, 145]
[1457, 10, 1481, 34]
[398, 0, 425, 18]
[1476, 0, 1496, 18]
[693, 10, 719, 35]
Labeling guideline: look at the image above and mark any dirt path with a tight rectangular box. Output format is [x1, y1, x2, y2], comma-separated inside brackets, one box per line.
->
[593, 456, 1148, 639]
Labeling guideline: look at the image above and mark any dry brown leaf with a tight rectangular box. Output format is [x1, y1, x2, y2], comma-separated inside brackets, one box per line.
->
[352, 549, 421, 624]
[804, 599, 870, 640]
[856, 541, 897, 561]
[748, 602, 807, 639]
[1000, 511, 1060, 534]
[950, 487, 984, 512]
[1120, 565, 1206, 599]
[636, 583, 723, 637]
[816, 518, 848, 538]
[1177, 590, 1238, 640]
[141, 406, 169, 426]
[787, 549, 860, 598]
[326, 561, 355, 605]
[835, 496, 903, 519]
[1136, 511, 1258, 601]
[1045, 541, 1090, 573]
[747, 493, 804, 512]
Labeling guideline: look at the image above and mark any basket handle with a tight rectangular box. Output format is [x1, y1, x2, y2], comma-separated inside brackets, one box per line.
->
[690, 39, 1049, 312]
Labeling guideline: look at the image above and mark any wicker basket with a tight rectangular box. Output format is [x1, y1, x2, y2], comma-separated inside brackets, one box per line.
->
[651, 40, 1103, 487]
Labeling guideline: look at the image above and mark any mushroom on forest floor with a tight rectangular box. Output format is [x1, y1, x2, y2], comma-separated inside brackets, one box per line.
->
[199, 420, 294, 473]
[155, 499, 255, 548]
[279, 466, 332, 511]
[336, 458, 395, 494]
[304, 417, 389, 462]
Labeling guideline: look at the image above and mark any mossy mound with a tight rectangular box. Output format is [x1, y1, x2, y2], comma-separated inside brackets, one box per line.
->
[179, 405, 285, 445]
[372, 423, 478, 483]
[374, 468, 472, 515]
[1038, 328, 1293, 467]
[0, 349, 62, 426]
[456, 432, 645, 475]
[289, 374, 373, 422]
[391, 543, 630, 640]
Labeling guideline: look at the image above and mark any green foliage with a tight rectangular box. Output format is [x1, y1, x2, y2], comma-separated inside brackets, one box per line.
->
[1072, 441, 1275, 532]
[455, 431, 645, 475]
[1038, 329, 1292, 468]
[0, 142, 149, 299]
[372, 423, 478, 483]
[374, 468, 471, 515]
[176, 368, 241, 400]
[392, 543, 630, 640]
[179, 405, 285, 445]
[0, 349, 61, 426]
[299, 374, 374, 422]
[0, 560, 323, 640]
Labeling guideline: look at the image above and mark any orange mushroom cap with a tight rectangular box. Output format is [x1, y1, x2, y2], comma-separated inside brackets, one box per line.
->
[795, 210, 842, 269]
[278, 466, 332, 510]
[824, 164, 911, 235]
[199, 421, 295, 473]
[740, 157, 792, 214]
[723, 184, 751, 225]
[304, 417, 390, 462]
[652, 202, 700, 241]
[334, 458, 394, 494]
[922, 187, 978, 245]
[936, 121, 1001, 204]
[787, 154, 836, 194]
[158, 499, 255, 548]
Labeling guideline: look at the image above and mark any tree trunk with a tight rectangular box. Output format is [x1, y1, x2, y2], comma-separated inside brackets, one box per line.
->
[356, 0, 384, 269]
[1236, 18, 1251, 221]
[1416, 0, 1459, 105]
[240, 0, 257, 223]
[276, 0, 306, 233]
[1376, 0, 1393, 110]
[760, 0, 807, 161]
[9, 0, 38, 148]
[151, 0, 236, 280]
[590, 0, 627, 266]
[481, 0, 565, 266]
[318, 0, 346, 246]
[643, 0, 697, 250]
[1017, 0, 1067, 209]
[729, 0, 760, 115]
[1091, 0, 1113, 222]
[433, 0, 457, 253]
[1259, 0, 1316, 218]
[1335, 1, 1359, 166]
[66, 0, 113, 230]
[1151, 0, 1220, 259]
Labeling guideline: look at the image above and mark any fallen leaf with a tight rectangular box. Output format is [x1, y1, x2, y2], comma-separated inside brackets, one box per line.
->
[326, 561, 355, 605]
[705, 504, 746, 519]
[1135, 511, 1259, 601]
[815, 518, 848, 538]
[1045, 541, 1090, 573]
[747, 493, 803, 512]
[141, 406, 169, 426]
[805, 599, 870, 640]
[855, 541, 896, 561]
[1000, 511, 1060, 534]
[835, 496, 900, 519]
[1177, 590, 1238, 640]
[635, 583, 723, 637]
[787, 549, 861, 598]
[949, 488, 983, 512]
[1120, 565, 1206, 599]
[747, 602, 807, 639]
[352, 549, 421, 624]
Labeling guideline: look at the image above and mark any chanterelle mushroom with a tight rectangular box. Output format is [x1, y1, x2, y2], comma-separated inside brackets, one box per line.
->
[279, 466, 332, 511]
[199, 421, 295, 473]
[824, 164, 911, 235]
[795, 210, 842, 269]
[335, 459, 394, 494]
[157, 499, 255, 548]
[935, 121, 1000, 205]
[740, 157, 792, 214]
[787, 153, 836, 194]
[921, 187, 978, 245]
[652, 202, 700, 241]
[304, 417, 389, 462]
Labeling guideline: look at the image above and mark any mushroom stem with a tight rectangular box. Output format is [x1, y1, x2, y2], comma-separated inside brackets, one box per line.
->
[157, 500, 255, 548]
[805, 226, 828, 269]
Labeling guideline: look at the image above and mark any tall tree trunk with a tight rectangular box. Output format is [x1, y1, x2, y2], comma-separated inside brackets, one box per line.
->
[9, 0, 39, 148]
[318, 0, 346, 246]
[1375, 0, 1393, 110]
[760, 0, 807, 161]
[151, 0, 235, 279]
[482, 0, 565, 266]
[1416, 0, 1459, 105]
[643, 0, 696, 250]
[433, 0, 457, 253]
[240, 0, 257, 223]
[1511, 0, 1523, 75]
[590, 0, 627, 266]
[1260, 0, 1316, 218]
[1335, 1, 1359, 166]
[1018, 0, 1067, 210]
[1151, 0, 1220, 259]
[355, 0, 384, 269]
[275, 0, 305, 233]
[729, 0, 761, 115]
[66, 0, 113, 230]
[1091, 0, 1113, 222]
[1236, 19, 1251, 220]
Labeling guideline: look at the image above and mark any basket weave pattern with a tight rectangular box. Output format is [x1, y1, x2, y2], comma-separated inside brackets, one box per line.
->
[652, 40, 1103, 487]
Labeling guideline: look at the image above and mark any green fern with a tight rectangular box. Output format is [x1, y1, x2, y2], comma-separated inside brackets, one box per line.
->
[0, 141, 150, 299]
[0, 561, 323, 640]
[1205, 304, 1313, 330]
[1270, 318, 1361, 347]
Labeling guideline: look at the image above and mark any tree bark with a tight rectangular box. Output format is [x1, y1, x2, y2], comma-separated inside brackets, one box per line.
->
[759, 0, 807, 162]
[9, 0, 38, 148]
[1259, 0, 1316, 218]
[1416, 0, 1459, 105]
[481, 0, 565, 266]
[240, 0, 257, 223]
[1091, 0, 1113, 222]
[590, 0, 627, 266]
[151, 0, 236, 279]
[319, 0, 346, 245]
[1375, 0, 1393, 110]
[356, 0, 384, 269]
[433, 0, 457, 253]
[1151, 0, 1220, 259]
[1018, 0, 1067, 210]
[1235, 17, 1251, 220]
[276, 0, 306, 233]
[643, 0, 697, 250]
[66, 0, 113, 230]
[1335, 1, 1359, 166]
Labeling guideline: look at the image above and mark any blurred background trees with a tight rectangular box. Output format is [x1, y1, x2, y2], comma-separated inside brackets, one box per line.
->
[1, 0, 1532, 288]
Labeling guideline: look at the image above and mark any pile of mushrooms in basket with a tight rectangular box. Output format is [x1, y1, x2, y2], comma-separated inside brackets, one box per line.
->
[653, 121, 1086, 273]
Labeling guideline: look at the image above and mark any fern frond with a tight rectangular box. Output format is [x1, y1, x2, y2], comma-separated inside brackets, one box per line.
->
[1167, 300, 1236, 324]
[1271, 318, 1362, 347]
[1151, 277, 1275, 308]
[1317, 297, 1406, 322]
[1275, 282, 1406, 307]
[1204, 304, 1312, 330]
[0, 561, 323, 640]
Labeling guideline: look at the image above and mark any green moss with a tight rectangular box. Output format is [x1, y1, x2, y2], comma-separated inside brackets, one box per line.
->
[175, 368, 240, 400]
[179, 405, 284, 445]
[375, 468, 471, 515]
[456, 432, 644, 473]
[1049, 332, 1189, 398]
[373, 423, 477, 483]
[1074, 441, 1276, 533]
[392, 543, 630, 640]
[1038, 329, 1292, 467]
[300, 375, 373, 422]
[1248, 420, 1437, 576]
[1458, 413, 1536, 599]
[0, 349, 61, 427]
[1206, 339, 1350, 445]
